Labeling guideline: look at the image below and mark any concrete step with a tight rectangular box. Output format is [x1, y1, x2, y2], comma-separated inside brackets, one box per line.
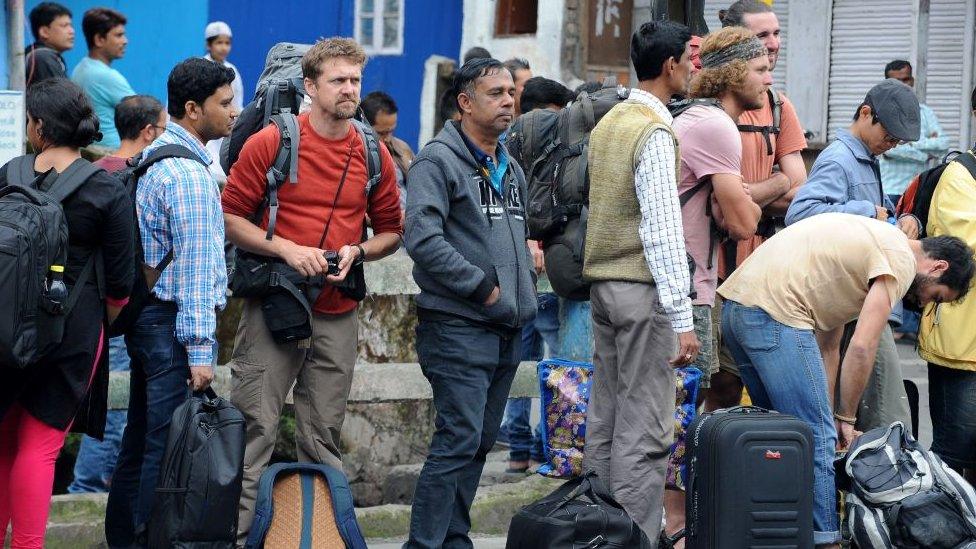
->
[382, 451, 533, 505]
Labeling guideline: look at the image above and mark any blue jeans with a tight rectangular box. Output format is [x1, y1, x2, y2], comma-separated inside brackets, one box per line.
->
[722, 301, 840, 546]
[69, 337, 130, 493]
[105, 303, 190, 548]
[501, 293, 560, 463]
[406, 317, 521, 549]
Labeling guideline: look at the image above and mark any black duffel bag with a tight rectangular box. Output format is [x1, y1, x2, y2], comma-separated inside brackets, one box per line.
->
[230, 251, 323, 344]
[148, 388, 245, 548]
[506, 471, 652, 549]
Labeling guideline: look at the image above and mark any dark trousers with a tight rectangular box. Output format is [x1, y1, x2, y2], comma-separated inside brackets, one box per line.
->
[105, 303, 190, 548]
[405, 317, 521, 549]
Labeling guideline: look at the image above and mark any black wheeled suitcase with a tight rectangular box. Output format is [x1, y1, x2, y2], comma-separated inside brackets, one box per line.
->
[685, 406, 815, 549]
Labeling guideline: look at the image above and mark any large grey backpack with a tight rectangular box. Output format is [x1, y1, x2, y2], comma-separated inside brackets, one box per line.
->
[518, 83, 631, 300]
[0, 156, 102, 368]
[843, 422, 976, 548]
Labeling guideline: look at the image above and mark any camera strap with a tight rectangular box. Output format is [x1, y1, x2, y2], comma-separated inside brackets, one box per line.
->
[317, 139, 356, 251]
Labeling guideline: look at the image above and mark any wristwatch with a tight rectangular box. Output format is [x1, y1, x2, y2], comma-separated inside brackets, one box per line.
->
[354, 244, 366, 266]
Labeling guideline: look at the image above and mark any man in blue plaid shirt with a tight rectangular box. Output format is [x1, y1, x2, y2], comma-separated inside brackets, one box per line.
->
[105, 57, 237, 547]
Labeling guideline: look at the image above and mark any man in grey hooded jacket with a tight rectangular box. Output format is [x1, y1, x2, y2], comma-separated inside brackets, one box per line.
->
[403, 57, 538, 548]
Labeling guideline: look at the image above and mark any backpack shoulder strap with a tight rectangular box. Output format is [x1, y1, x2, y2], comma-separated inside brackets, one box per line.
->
[768, 87, 782, 132]
[320, 465, 368, 549]
[260, 113, 300, 241]
[352, 118, 382, 196]
[243, 462, 290, 549]
[6, 154, 38, 187]
[133, 145, 206, 271]
[679, 177, 711, 207]
[134, 144, 206, 182]
[954, 150, 976, 180]
[46, 158, 103, 203]
[272, 112, 300, 186]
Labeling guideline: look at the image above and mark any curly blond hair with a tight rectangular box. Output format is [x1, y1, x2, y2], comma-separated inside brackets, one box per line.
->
[302, 37, 367, 81]
[689, 26, 759, 99]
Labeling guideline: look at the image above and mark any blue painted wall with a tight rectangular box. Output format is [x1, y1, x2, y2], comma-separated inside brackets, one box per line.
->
[1, 6, 8, 89]
[208, 0, 463, 149]
[24, 0, 207, 105]
[19, 0, 462, 148]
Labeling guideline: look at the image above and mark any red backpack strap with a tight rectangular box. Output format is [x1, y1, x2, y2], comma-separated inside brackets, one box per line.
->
[895, 174, 921, 216]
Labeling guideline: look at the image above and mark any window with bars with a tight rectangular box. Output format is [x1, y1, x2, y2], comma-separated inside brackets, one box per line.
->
[356, 0, 404, 55]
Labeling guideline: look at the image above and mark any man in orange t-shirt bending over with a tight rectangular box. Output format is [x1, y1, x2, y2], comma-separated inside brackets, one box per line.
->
[221, 38, 403, 544]
[706, 0, 809, 410]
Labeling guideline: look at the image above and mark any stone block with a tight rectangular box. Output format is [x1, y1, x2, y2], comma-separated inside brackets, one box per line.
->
[341, 400, 435, 506]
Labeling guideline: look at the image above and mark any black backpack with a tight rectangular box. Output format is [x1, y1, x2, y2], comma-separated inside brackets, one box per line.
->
[516, 91, 718, 301]
[514, 83, 631, 300]
[896, 150, 976, 238]
[148, 388, 245, 548]
[0, 156, 102, 368]
[506, 471, 652, 549]
[108, 145, 207, 337]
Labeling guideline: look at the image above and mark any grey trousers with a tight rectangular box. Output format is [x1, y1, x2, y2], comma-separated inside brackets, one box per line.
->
[856, 323, 913, 434]
[229, 299, 359, 544]
[584, 281, 676, 546]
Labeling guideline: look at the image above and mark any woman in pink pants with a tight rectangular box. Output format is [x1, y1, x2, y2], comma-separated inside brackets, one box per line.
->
[0, 78, 133, 548]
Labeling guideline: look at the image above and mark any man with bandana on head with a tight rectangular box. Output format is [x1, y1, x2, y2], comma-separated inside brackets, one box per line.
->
[663, 25, 767, 542]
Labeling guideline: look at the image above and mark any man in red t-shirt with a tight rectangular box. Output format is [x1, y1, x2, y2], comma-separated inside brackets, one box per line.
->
[221, 38, 403, 543]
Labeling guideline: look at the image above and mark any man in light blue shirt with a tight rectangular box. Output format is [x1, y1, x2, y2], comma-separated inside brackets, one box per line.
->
[71, 7, 134, 149]
[880, 60, 950, 200]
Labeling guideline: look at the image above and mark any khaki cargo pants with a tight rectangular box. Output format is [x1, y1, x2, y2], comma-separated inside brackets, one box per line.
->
[229, 298, 358, 544]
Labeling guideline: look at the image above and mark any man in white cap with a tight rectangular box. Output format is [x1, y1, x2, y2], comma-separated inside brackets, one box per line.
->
[204, 21, 244, 183]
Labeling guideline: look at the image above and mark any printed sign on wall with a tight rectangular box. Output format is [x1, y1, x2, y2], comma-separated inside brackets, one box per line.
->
[0, 91, 25, 166]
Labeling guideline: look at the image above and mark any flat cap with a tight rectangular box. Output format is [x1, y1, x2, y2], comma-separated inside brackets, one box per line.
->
[865, 78, 920, 142]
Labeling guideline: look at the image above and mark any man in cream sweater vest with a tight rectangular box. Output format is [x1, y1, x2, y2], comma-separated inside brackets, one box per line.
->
[582, 20, 699, 543]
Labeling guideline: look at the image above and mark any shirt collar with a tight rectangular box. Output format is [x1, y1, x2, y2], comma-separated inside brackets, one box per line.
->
[162, 121, 213, 165]
[457, 123, 504, 167]
[627, 88, 674, 125]
[836, 128, 875, 163]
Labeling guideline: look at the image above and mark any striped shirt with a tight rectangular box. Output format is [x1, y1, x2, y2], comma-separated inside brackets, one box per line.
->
[629, 88, 694, 333]
[137, 122, 226, 368]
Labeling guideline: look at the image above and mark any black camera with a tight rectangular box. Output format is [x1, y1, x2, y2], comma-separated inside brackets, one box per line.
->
[323, 250, 341, 276]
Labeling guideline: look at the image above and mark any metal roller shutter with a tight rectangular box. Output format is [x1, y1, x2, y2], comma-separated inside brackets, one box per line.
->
[703, 0, 789, 89]
[925, 0, 973, 150]
[826, 0, 914, 140]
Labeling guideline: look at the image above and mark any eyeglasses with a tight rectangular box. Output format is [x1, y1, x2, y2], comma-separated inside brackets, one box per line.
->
[872, 115, 904, 145]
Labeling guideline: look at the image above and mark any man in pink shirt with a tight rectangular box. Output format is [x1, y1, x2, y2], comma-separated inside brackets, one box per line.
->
[663, 25, 769, 541]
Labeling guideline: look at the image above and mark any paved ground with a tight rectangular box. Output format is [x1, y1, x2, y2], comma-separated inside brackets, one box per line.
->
[371, 536, 508, 548]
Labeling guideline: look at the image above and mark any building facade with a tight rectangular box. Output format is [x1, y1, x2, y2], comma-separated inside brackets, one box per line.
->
[21, 0, 463, 151]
